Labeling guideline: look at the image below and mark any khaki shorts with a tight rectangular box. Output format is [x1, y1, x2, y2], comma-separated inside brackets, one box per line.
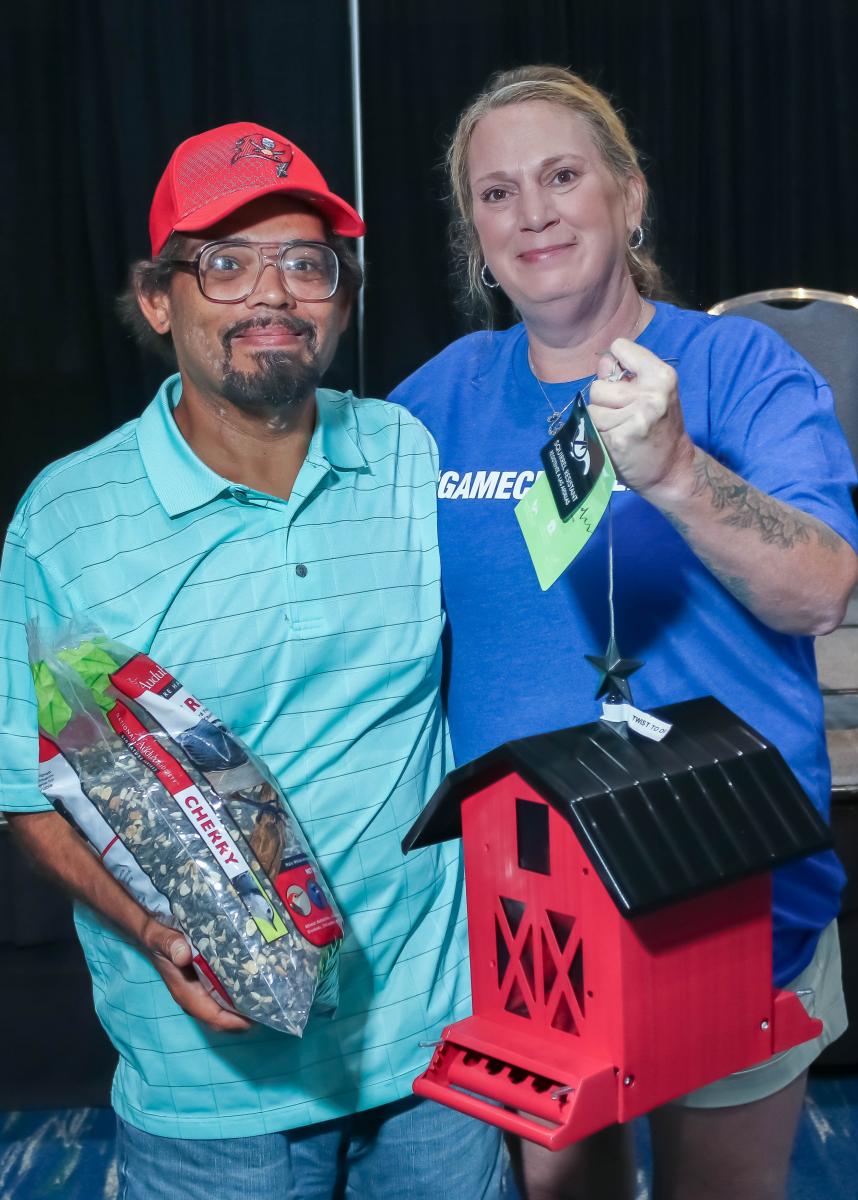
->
[671, 920, 848, 1109]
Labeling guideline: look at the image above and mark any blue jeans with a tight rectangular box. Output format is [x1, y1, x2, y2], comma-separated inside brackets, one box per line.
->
[116, 1094, 515, 1200]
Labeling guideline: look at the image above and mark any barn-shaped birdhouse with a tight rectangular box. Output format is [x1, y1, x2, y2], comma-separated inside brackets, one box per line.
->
[402, 697, 831, 1150]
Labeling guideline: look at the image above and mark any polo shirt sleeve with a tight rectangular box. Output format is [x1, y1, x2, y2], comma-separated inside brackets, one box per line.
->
[701, 316, 858, 552]
[0, 506, 73, 814]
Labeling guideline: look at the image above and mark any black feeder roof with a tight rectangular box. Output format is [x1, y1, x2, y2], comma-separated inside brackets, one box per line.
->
[402, 697, 832, 916]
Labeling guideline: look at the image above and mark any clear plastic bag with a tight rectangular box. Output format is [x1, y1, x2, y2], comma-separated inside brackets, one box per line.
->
[29, 619, 343, 1036]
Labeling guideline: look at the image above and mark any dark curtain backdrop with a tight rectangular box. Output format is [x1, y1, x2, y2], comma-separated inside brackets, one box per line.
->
[5, 0, 858, 528]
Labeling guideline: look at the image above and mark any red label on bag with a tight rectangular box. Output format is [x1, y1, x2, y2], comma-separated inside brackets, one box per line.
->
[273, 863, 342, 946]
[112, 653, 217, 734]
[111, 653, 173, 698]
[38, 732, 58, 763]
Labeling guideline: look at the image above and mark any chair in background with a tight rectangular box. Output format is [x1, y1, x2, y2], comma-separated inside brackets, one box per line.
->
[708, 288, 858, 463]
[709, 287, 858, 1066]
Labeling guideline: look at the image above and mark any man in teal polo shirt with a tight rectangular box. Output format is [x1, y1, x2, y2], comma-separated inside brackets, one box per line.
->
[0, 123, 508, 1199]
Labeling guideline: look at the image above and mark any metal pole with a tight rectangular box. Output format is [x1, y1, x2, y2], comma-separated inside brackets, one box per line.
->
[348, 0, 366, 396]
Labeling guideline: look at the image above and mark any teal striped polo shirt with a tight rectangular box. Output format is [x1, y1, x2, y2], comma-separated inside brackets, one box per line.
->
[0, 377, 470, 1139]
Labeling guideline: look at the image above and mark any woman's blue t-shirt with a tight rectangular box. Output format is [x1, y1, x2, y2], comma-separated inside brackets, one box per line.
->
[391, 301, 858, 985]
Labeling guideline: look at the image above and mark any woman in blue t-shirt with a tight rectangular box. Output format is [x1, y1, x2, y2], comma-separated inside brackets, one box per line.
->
[391, 65, 858, 1200]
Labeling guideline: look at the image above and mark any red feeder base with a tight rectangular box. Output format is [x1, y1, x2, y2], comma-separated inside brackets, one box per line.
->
[415, 987, 821, 1150]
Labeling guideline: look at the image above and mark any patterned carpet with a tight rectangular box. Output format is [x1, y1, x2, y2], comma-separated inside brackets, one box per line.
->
[1, 1073, 856, 1199]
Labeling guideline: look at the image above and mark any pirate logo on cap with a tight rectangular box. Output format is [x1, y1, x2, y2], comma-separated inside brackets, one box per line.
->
[231, 134, 294, 178]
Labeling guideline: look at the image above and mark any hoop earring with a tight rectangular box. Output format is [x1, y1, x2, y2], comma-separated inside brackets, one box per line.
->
[481, 262, 500, 289]
[628, 225, 645, 251]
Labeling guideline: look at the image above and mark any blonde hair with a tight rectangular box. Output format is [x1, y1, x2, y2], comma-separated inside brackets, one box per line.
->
[448, 65, 664, 321]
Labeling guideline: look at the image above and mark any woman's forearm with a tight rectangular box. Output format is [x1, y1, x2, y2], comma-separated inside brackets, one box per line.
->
[647, 446, 858, 635]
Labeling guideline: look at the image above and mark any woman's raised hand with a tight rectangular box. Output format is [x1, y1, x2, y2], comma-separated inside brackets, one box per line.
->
[588, 338, 696, 502]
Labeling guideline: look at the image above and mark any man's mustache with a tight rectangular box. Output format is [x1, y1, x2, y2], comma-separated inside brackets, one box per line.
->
[221, 315, 317, 352]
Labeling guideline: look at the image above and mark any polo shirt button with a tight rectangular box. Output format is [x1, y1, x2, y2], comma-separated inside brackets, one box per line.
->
[295, 563, 308, 578]
[232, 488, 250, 503]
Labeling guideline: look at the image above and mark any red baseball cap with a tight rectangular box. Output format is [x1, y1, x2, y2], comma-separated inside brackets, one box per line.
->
[149, 121, 365, 255]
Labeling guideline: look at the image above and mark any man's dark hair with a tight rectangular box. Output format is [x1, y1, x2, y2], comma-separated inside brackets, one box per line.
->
[117, 228, 364, 363]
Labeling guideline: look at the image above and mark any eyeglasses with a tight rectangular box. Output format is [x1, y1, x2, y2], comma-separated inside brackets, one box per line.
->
[166, 240, 340, 303]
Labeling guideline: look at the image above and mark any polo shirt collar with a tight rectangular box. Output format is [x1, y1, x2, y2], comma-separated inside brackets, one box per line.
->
[311, 388, 368, 472]
[138, 375, 368, 518]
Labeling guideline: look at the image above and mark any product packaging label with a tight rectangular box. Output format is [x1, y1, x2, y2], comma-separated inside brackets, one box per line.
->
[111, 655, 247, 772]
[106, 702, 288, 943]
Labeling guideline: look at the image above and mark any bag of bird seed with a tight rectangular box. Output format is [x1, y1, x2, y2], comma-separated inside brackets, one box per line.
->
[29, 620, 343, 1037]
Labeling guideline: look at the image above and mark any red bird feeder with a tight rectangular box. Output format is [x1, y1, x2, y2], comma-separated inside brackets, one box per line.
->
[402, 697, 831, 1149]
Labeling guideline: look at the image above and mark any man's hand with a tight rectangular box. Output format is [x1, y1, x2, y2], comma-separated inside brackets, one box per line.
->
[139, 916, 254, 1033]
[588, 337, 696, 502]
[7, 810, 253, 1034]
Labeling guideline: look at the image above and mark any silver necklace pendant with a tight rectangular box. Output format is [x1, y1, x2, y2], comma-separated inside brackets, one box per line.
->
[546, 395, 577, 437]
[530, 296, 649, 436]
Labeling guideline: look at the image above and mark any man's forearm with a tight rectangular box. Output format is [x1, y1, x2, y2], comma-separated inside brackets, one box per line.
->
[648, 447, 858, 635]
[5, 809, 150, 941]
[5, 808, 254, 1031]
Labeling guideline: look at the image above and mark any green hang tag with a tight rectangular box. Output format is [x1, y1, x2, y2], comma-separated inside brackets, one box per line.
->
[514, 453, 616, 591]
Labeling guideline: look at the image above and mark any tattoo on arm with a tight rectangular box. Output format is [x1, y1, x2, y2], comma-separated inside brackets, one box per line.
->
[668, 512, 756, 607]
[690, 455, 840, 551]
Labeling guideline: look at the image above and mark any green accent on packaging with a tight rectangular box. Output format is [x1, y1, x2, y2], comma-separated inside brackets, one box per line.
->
[31, 660, 74, 737]
[58, 639, 123, 713]
[246, 869, 290, 943]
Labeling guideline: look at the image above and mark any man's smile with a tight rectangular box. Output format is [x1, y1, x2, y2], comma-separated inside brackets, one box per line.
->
[223, 316, 317, 356]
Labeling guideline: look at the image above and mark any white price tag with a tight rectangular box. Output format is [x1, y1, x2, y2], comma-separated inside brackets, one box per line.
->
[601, 702, 672, 742]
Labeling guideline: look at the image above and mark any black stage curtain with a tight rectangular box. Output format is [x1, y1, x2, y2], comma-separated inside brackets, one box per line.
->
[3, 0, 356, 527]
[4, 0, 858, 527]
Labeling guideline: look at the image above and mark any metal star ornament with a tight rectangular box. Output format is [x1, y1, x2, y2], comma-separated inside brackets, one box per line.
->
[585, 635, 643, 703]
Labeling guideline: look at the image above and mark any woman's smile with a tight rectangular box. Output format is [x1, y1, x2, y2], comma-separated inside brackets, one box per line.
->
[517, 241, 577, 264]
